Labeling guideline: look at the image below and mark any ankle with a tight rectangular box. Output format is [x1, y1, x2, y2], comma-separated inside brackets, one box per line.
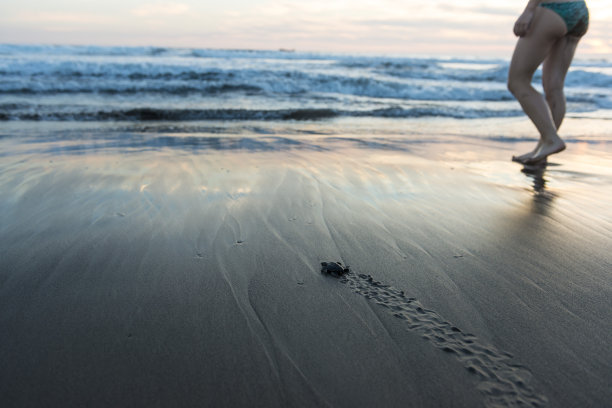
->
[541, 134, 562, 145]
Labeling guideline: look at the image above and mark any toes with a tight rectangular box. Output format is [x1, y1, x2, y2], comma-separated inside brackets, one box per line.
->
[512, 155, 529, 164]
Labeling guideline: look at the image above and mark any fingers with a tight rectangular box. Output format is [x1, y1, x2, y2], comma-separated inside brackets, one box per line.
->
[514, 22, 529, 37]
[513, 10, 534, 37]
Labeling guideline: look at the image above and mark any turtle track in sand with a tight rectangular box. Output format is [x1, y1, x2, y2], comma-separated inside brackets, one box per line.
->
[339, 272, 549, 408]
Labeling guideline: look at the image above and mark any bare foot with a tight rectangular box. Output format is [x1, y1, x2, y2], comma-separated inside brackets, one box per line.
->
[512, 141, 542, 163]
[524, 136, 565, 165]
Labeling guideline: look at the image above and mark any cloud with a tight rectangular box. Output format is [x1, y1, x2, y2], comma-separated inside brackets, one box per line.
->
[437, 3, 519, 17]
[14, 11, 113, 25]
[132, 2, 190, 17]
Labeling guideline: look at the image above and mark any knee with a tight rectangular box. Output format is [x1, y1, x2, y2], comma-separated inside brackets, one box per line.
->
[507, 76, 529, 99]
[507, 77, 518, 96]
[543, 79, 564, 101]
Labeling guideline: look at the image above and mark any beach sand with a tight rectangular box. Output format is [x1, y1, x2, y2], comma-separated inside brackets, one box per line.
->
[1, 118, 611, 407]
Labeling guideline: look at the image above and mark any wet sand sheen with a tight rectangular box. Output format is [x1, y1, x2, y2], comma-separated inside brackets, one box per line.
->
[0, 128, 611, 407]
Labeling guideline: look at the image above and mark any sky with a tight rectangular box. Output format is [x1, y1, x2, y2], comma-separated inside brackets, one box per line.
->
[1, 0, 611, 58]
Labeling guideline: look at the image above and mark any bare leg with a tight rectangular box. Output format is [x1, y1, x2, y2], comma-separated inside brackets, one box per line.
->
[508, 7, 567, 164]
[542, 35, 580, 130]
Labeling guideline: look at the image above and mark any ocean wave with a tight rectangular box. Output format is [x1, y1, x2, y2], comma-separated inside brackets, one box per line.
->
[0, 44, 326, 60]
[0, 106, 524, 122]
[0, 44, 176, 58]
[0, 84, 263, 96]
[0, 73, 512, 102]
[566, 70, 612, 88]
[2, 66, 609, 104]
[0, 68, 226, 81]
[2, 45, 610, 102]
[1, 44, 610, 122]
[3, 62, 609, 90]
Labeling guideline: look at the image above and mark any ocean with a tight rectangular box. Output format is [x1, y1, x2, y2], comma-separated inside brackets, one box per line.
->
[1, 44, 611, 133]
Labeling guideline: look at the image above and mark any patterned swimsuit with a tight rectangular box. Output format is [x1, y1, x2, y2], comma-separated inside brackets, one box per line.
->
[540, 1, 589, 37]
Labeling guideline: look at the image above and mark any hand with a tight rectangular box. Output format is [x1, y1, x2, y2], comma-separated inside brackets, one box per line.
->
[513, 10, 534, 37]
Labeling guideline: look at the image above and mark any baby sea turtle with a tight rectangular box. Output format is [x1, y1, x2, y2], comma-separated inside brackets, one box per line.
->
[321, 261, 350, 277]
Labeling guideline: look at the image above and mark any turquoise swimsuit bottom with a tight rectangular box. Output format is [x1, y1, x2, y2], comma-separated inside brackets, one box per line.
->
[540, 1, 589, 37]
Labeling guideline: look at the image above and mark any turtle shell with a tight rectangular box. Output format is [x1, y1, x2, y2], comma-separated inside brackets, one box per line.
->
[321, 261, 349, 276]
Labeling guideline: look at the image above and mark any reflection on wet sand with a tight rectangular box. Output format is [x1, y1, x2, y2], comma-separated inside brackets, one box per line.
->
[0, 131, 427, 158]
[520, 162, 556, 215]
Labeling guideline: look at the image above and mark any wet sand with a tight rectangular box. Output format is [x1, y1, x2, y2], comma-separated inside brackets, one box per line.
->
[1, 119, 611, 407]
